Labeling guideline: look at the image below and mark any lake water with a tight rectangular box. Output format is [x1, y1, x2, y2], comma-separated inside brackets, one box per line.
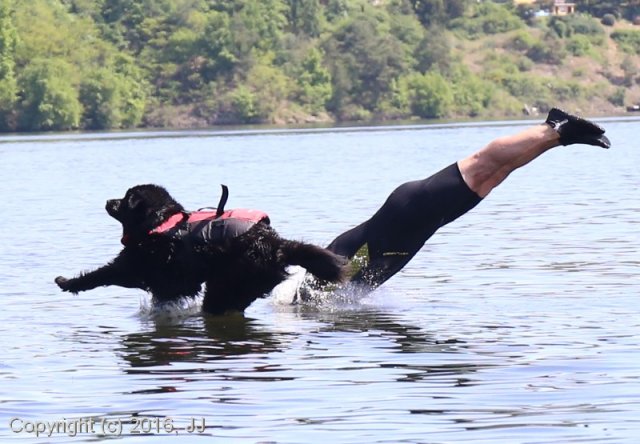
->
[0, 117, 638, 443]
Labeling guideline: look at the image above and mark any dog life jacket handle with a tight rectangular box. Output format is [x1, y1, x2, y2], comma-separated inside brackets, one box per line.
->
[215, 184, 229, 218]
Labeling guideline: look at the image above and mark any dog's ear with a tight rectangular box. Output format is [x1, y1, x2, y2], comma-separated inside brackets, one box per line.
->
[126, 192, 144, 212]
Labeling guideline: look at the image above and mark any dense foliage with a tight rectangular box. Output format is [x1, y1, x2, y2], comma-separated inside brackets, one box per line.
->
[0, 0, 638, 131]
[572, 0, 640, 21]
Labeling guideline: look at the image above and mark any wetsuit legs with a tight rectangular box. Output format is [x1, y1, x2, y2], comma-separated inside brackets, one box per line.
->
[326, 109, 609, 291]
[327, 163, 481, 289]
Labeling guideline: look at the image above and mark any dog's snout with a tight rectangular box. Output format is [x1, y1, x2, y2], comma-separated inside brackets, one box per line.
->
[106, 199, 120, 215]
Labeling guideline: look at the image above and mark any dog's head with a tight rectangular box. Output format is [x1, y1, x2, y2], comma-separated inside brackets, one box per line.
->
[106, 184, 185, 244]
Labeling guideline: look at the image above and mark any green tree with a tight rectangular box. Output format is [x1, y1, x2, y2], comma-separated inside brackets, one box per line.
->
[387, 0, 424, 63]
[61, 0, 100, 17]
[81, 69, 125, 129]
[409, 0, 469, 26]
[611, 29, 640, 54]
[549, 14, 605, 44]
[509, 29, 537, 52]
[295, 47, 332, 114]
[287, 0, 324, 37]
[100, 0, 178, 53]
[198, 10, 236, 80]
[450, 2, 523, 38]
[80, 55, 147, 129]
[601, 13, 616, 26]
[243, 53, 290, 121]
[323, 13, 407, 118]
[414, 26, 452, 73]
[410, 0, 445, 26]
[621, 55, 638, 86]
[526, 35, 567, 65]
[324, 0, 349, 23]
[566, 34, 593, 56]
[444, 0, 469, 18]
[101, 0, 147, 50]
[229, 0, 287, 58]
[14, 0, 96, 67]
[405, 71, 453, 119]
[0, 0, 17, 129]
[608, 87, 625, 106]
[18, 58, 82, 131]
[573, 0, 628, 18]
[449, 64, 493, 117]
[226, 85, 259, 123]
[220, 52, 291, 123]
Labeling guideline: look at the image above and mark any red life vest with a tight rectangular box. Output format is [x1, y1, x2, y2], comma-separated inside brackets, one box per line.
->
[150, 209, 270, 234]
[147, 208, 270, 246]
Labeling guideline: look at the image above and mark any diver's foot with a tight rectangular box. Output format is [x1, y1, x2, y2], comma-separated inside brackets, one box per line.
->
[545, 108, 611, 149]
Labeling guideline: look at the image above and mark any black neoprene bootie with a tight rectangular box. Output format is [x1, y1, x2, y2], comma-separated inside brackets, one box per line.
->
[545, 108, 610, 149]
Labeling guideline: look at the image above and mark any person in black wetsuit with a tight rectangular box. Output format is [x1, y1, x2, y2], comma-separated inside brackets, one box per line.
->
[313, 108, 610, 293]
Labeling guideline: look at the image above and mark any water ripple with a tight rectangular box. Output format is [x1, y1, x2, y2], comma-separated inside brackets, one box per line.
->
[1, 122, 639, 443]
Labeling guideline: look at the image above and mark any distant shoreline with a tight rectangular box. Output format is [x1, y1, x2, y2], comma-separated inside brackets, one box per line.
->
[2, 113, 637, 142]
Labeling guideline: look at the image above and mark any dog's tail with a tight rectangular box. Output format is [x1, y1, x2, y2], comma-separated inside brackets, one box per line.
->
[279, 241, 350, 283]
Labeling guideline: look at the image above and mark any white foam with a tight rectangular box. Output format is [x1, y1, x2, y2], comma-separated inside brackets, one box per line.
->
[271, 266, 307, 305]
[137, 294, 203, 325]
[270, 266, 390, 312]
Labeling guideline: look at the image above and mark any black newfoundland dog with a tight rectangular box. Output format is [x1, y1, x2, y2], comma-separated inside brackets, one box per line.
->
[55, 184, 349, 314]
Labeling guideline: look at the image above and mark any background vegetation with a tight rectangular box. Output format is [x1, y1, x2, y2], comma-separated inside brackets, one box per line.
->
[0, 0, 639, 131]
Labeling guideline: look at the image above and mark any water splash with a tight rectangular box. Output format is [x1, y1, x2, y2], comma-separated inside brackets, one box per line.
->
[137, 294, 203, 324]
[270, 266, 391, 312]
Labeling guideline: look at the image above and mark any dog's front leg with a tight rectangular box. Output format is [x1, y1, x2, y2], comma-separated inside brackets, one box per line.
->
[55, 257, 143, 293]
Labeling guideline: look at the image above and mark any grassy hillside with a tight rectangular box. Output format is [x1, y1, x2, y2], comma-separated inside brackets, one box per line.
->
[453, 18, 640, 118]
[0, 0, 639, 132]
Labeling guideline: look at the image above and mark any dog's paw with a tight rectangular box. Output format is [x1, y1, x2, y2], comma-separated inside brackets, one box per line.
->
[55, 276, 72, 292]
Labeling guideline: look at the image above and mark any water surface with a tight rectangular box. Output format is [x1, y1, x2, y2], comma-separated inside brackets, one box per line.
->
[1, 118, 638, 443]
